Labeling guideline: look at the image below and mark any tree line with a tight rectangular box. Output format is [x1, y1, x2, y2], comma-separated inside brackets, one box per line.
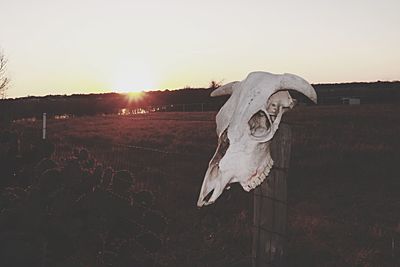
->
[0, 80, 400, 124]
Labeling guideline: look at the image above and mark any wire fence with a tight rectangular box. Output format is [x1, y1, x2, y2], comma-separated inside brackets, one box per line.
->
[51, 140, 207, 194]
[151, 102, 219, 113]
[51, 137, 400, 266]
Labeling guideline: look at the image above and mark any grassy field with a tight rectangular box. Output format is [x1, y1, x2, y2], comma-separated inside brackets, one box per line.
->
[13, 104, 400, 266]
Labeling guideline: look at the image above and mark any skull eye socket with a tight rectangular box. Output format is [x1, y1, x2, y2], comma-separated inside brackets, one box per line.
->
[249, 110, 271, 138]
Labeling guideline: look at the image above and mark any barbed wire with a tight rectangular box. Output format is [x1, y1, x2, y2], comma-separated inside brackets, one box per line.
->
[53, 139, 400, 233]
[111, 143, 203, 157]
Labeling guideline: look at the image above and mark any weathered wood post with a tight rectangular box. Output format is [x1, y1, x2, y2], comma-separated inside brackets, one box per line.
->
[42, 112, 47, 140]
[252, 123, 291, 267]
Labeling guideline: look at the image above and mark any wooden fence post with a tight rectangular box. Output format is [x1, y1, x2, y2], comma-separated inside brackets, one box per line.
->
[252, 123, 291, 267]
[42, 112, 47, 140]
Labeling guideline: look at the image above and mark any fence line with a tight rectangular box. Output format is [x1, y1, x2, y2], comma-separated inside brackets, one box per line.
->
[17, 118, 400, 227]
[50, 138, 400, 265]
[111, 143, 203, 157]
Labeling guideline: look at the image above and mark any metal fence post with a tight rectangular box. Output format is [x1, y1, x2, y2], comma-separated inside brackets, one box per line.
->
[252, 123, 291, 267]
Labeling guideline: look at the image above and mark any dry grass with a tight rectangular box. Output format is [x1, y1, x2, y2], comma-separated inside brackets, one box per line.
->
[13, 104, 400, 266]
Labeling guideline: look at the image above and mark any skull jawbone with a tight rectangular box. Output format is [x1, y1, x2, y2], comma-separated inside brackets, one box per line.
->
[239, 153, 274, 192]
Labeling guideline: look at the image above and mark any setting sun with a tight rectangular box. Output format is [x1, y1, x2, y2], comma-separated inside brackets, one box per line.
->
[124, 91, 145, 103]
[111, 75, 156, 93]
[110, 60, 158, 93]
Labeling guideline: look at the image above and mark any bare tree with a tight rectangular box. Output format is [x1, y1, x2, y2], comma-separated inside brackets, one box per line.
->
[209, 80, 222, 90]
[0, 50, 10, 99]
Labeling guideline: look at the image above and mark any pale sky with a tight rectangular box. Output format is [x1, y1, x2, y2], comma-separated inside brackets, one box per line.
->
[1, 0, 399, 98]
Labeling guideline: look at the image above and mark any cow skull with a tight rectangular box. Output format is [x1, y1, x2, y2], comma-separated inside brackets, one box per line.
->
[197, 71, 317, 207]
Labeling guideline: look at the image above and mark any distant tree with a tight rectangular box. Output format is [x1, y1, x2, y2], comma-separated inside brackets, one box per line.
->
[0, 50, 10, 99]
[209, 80, 222, 90]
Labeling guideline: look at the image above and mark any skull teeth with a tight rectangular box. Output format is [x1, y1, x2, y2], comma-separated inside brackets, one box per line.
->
[240, 158, 274, 191]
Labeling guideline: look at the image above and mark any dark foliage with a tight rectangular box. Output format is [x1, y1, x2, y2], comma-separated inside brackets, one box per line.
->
[1, 81, 400, 122]
[0, 132, 167, 267]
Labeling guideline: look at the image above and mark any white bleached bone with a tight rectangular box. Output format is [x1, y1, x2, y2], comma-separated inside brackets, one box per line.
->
[197, 71, 317, 207]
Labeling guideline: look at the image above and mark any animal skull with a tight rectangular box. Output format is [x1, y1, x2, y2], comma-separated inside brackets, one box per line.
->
[197, 71, 317, 207]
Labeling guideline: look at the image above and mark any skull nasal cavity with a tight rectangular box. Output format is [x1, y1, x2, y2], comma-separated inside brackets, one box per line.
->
[210, 129, 230, 167]
[249, 110, 271, 137]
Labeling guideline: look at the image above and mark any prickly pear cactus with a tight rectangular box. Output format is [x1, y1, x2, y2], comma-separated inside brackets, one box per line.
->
[0, 146, 167, 267]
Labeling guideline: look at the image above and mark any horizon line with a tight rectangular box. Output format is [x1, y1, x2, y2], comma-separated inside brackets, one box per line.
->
[3, 79, 400, 100]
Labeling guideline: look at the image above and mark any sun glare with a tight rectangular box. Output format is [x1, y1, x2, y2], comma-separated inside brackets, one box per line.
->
[125, 92, 144, 102]
[110, 61, 158, 93]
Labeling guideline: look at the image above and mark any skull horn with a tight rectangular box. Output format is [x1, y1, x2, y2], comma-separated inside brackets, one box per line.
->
[210, 81, 240, 97]
[209, 73, 317, 103]
[280, 73, 317, 104]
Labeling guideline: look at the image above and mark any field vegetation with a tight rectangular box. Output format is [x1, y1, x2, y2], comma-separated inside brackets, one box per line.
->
[10, 103, 400, 266]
